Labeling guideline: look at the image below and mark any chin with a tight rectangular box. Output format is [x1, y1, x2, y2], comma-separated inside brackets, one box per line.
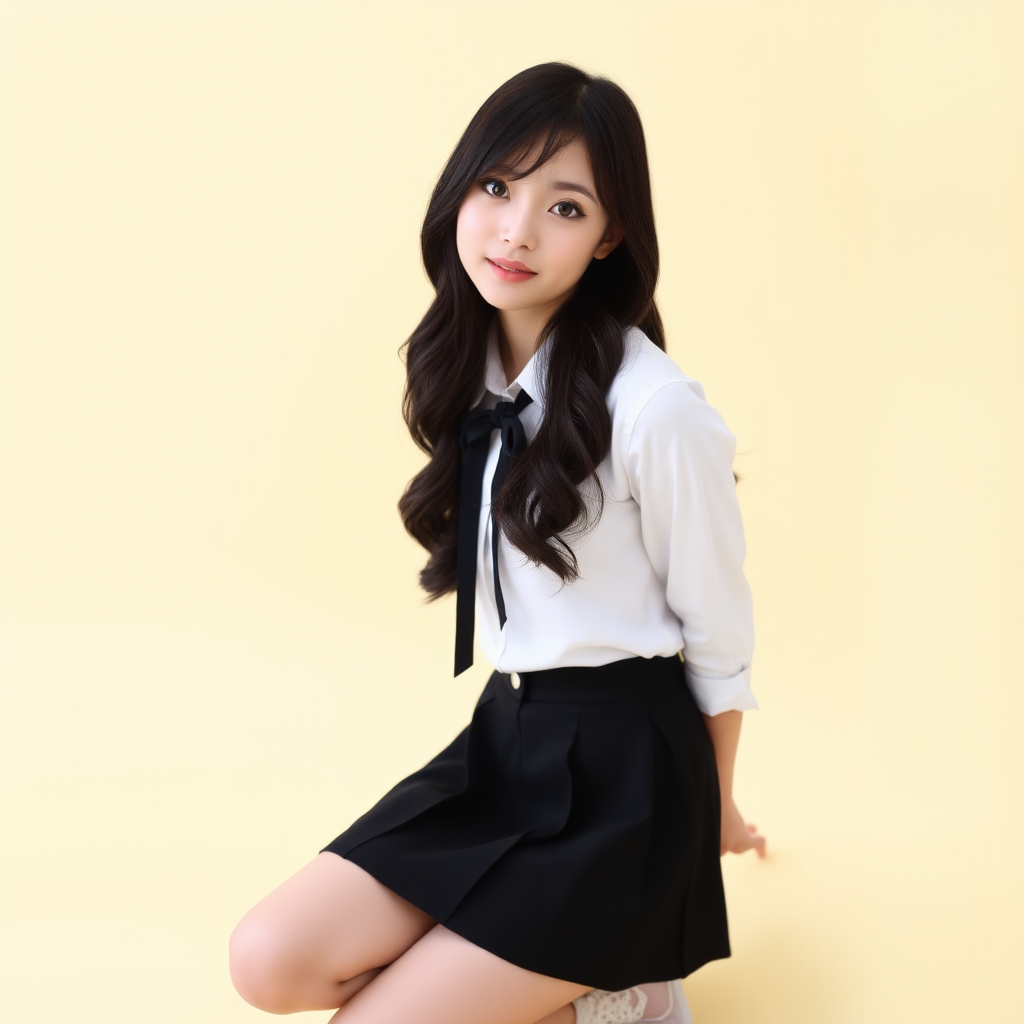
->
[474, 284, 518, 310]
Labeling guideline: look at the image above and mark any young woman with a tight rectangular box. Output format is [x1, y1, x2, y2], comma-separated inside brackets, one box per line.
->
[229, 61, 766, 1024]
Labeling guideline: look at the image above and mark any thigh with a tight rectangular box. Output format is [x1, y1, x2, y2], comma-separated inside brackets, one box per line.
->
[229, 851, 436, 1012]
[329, 923, 592, 1024]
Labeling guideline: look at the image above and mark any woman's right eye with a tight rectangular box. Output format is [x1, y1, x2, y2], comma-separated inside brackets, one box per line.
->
[482, 179, 508, 199]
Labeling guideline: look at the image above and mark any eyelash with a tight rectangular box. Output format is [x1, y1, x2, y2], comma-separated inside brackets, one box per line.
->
[480, 178, 586, 219]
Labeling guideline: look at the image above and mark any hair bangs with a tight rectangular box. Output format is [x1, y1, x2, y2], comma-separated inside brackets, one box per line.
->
[484, 124, 583, 183]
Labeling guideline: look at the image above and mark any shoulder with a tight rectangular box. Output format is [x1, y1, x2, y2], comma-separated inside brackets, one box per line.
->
[609, 326, 730, 459]
[609, 326, 708, 413]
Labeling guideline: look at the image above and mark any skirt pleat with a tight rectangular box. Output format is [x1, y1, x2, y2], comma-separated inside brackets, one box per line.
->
[320, 654, 730, 990]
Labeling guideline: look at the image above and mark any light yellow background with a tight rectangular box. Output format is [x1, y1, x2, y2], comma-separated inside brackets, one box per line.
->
[1, 2, 1021, 1022]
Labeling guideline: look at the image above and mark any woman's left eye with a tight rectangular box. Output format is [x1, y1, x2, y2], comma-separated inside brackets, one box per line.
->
[552, 200, 584, 219]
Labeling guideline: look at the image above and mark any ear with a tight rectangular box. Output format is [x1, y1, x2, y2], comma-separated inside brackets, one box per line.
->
[592, 222, 624, 260]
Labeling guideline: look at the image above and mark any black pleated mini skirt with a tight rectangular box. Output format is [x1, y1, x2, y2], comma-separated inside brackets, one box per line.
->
[319, 654, 730, 990]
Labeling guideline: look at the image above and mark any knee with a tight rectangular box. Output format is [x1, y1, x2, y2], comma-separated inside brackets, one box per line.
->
[228, 917, 307, 1014]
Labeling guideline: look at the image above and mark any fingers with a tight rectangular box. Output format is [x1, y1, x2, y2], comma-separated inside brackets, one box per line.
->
[743, 822, 767, 857]
[720, 803, 768, 859]
[723, 822, 767, 858]
[745, 825, 767, 858]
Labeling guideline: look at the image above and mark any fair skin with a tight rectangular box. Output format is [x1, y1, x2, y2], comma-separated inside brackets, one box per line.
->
[705, 711, 767, 857]
[228, 139, 763, 1024]
[455, 138, 623, 386]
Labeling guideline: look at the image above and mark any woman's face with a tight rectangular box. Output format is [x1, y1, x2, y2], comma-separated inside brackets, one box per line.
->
[456, 138, 622, 321]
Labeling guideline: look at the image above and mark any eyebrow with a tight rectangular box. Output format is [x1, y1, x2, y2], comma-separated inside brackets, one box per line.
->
[551, 180, 596, 202]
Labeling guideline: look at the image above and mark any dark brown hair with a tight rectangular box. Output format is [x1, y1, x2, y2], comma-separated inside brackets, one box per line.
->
[398, 61, 665, 598]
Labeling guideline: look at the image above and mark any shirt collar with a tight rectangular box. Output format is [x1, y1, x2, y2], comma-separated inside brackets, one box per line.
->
[470, 318, 551, 411]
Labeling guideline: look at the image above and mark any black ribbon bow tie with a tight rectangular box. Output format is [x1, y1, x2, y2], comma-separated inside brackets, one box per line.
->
[454, 387, 534, 676]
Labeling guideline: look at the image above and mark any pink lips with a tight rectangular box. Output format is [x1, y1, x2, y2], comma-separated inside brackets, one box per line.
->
[487, 258, 537, 282]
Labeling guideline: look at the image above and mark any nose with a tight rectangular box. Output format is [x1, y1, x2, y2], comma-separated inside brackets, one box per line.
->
[500, 200, 537, 251]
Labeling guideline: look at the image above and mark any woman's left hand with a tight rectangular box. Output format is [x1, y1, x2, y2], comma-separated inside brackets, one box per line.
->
[720, 797, 766, 858]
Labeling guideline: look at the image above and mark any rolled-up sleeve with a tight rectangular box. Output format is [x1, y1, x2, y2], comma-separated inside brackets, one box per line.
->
[625, 380, 758, 715]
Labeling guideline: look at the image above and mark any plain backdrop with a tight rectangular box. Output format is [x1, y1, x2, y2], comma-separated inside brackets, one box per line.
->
[0, 2, 1021, 1022]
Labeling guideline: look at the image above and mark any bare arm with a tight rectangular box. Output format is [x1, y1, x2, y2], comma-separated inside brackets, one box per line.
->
[702, 710, 766, 858]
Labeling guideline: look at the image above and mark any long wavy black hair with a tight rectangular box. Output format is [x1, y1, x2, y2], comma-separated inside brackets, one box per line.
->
[399, 61, 665, 599]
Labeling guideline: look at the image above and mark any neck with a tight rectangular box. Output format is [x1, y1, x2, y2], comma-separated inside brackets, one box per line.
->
[497, 307, 555, 385]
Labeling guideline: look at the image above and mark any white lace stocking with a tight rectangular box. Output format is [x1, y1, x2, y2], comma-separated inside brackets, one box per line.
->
[572, 986, 649, 1024]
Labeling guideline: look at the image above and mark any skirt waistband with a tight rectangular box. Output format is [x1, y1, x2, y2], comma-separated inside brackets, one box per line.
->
[491, 654, 686, 704]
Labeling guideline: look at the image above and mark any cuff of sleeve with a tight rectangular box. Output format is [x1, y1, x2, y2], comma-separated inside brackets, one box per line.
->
[682, 661, 759, 716]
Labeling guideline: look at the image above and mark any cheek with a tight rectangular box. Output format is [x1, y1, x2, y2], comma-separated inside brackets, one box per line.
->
[455, 211, 473, 274]
[456, 199, 485, 256]
[552, 232, 601, 279]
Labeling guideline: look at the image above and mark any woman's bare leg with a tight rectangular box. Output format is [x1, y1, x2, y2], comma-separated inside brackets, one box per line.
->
[228, 851, 436, 1013]
[536, 1006, 576, 1024]
[326, 922, 591, 1024]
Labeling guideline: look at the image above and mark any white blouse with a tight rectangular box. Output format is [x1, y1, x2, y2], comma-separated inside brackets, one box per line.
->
[468, 320, 758, 717]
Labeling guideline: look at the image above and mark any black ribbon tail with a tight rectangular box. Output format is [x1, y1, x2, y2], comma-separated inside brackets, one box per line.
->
[452, 386, 534, 677]
[454, 436, 489, 676]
